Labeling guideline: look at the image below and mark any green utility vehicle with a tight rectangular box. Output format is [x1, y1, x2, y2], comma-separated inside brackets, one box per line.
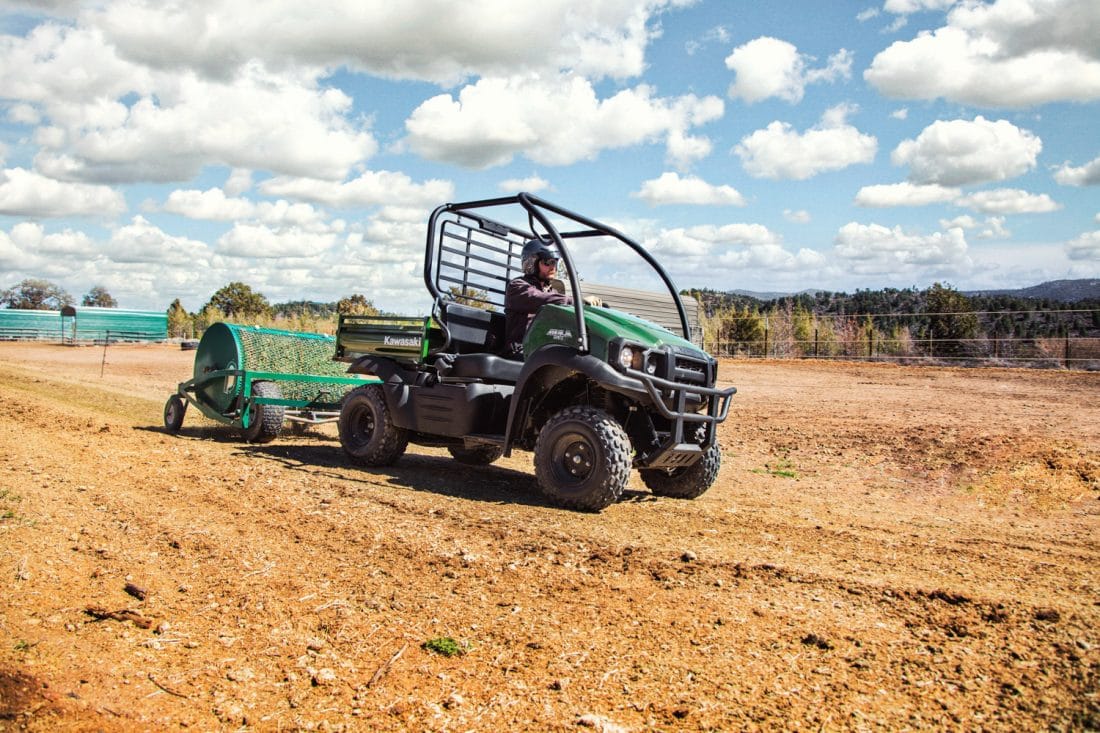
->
[335, 193, 736, 511]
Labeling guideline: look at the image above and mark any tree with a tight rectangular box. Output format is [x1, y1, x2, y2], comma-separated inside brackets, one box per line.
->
[1, 278, 73, 310]
[336, 294, 380, 316]
[167, 299, 193, 338]
[82, 285, 117, 308]
[204, 282, 271, 319]
[924, 283, 979, 357]
[446, 285, 494, 311]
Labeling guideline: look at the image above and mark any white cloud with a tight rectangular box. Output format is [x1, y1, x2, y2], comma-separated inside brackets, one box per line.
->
[646, 222, 825, 275]
[633, 172, 745, 207]
[1066, 231, 1100, 260]
[404, 74, 723, 170]
[725, 37, 852, 104]
[216, 223, 341, 259]
[891, 107, 908, 120]
[107, 215, 213, 265]
[834, 222, 972, 275]
[955, 188, 1061, 214]
[93, 0, 685, 85]
[162, 188, 257, 221]
[784, 209, 811, 224]
[883, 0, 956, 14]
[1053, 156, 1100, 186]
[734, 104, 877, 180]
[260, 170, 453, 209]
[866, 0, 1100, 106]
[0, 26, 377, 185]
[855, 182, 960, 207]
[892, 117, 1041, 186]
[0, 167, 126, 217]
[498, 175, 551, 193]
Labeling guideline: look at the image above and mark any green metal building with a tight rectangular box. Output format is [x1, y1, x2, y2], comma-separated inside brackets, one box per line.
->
[0, 307, 167, 342]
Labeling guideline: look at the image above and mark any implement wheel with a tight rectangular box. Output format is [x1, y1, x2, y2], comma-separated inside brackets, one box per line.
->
[163, 394, 186, 434]
[241, 381, 284, 444]
[338, 385, 408, 466]
[534, 406, 631, 512]
[640, 442, 721, 499]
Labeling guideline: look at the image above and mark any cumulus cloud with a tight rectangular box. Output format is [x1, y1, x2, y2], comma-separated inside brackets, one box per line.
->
[725, 37, 852, 104]
[866, 0, 1100, 106]
[216, 222, 342, 259]
[855, 182, 960, 207]
[784, 209, 811, 224]
[91, 0, 686, 85]
[646, 222, 825, 276]
[892, 117, 1041, 186]
[498, 175, 551, 193]
[1053, 156, 1100, 186]
[1066, 230, 1100, 260]
[955, 188, 1061, 214]
[0, 25, 377, 185]
[834, 221, 972, 275]
[883, 0, 957, 14]
[734, 104, 877, 180]
[633, 172, 745, 207]
[0, 167, 126, 217]
[404, 75, 723, 170]
[259, 170, 453, 209]
[107, 215, 213, 265]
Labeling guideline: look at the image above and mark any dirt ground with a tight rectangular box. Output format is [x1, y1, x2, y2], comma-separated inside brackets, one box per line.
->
[0, 341, 1097, 732]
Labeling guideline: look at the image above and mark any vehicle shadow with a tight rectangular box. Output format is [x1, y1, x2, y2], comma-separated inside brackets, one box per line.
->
[139, 424, 654, 509]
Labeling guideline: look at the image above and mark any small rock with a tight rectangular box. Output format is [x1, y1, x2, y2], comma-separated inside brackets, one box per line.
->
[306, 638, 326, 652]
[681, 551, 697, 562]
[550, 678, 570, 691]
[577, 714, 628, 733]
[444, 692, 464, 709]
[226, 667, 254, 683]
[312, 668, 337, 686]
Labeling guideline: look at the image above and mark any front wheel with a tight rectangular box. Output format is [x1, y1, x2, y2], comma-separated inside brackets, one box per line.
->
[639, 441, 721, 499]
[533, 406, 632, 512]
[338, 385, 408, 466]
[241, 381, 284, 443]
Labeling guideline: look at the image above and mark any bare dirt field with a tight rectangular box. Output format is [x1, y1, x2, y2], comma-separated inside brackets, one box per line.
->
[1, 341, 1098, 731]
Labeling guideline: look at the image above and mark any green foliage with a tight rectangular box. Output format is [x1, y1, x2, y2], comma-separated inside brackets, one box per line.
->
[422, 637, 466, 657]
[167, 298, 192, 338]
[445, 285, 495, 311]
[81, 285, 117, 308]
[924, 282, 979, 356]
[1, 278, 73, 310]
[336, 294, 380, 316]
[205, 282, 272, 319]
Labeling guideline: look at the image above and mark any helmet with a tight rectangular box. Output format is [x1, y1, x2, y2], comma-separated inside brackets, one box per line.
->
[520, 238, 559, 277]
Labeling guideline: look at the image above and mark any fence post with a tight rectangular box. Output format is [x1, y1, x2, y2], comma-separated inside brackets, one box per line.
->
[763, 324, 769, 359]
[814, 327, 819, 358]
[868, 329, 873, 360]
[1065, 334, 1070, 368]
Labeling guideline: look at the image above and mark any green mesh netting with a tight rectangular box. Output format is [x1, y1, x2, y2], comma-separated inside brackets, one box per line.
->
[231, 325, 357, 403]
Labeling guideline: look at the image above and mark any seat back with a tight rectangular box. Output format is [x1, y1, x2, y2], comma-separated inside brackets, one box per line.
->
[442, 302, 505, 354]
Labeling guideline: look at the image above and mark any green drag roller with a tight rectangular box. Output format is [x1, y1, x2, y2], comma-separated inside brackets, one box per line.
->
[164, 322, 378, 443]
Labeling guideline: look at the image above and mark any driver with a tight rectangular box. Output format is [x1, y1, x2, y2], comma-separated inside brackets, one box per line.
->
[503, 238, 600, 359]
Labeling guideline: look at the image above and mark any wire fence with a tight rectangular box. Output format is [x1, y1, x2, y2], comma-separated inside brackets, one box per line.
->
[703, 308, 1100, 370]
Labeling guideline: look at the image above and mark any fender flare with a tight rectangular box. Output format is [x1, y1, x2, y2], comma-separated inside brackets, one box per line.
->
[502, 345, 647, 453]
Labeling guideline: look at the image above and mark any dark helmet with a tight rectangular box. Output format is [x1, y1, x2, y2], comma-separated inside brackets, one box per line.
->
[520, 238, 559, 277]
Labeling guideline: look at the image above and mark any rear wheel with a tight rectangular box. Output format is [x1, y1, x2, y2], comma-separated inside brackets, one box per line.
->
[534, 406, 631, 512]
[163, 394, 186, 434]
[338, 385, 408, 466]
[241, 381, 284, 443]
[639, 441, 721, 499]
[448, 444, 505, 466]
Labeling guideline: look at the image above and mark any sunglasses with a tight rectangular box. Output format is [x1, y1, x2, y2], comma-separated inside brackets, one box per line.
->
[540, 257, 559, 267]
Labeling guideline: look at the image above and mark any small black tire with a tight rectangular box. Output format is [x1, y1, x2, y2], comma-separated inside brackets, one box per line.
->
[338, 385, 408, 466]
[163, 394, 187, 434]
[639, 441, 721, 499]
[534, 406, 631, 512]
[241, 381, 284, 444]
[448, 444, 505, 466]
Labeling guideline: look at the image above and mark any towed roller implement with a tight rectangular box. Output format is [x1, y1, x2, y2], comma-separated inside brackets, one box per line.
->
[163, 322, 378, 442]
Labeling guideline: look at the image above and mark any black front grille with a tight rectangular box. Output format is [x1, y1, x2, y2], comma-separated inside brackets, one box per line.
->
[672, 355, 709, 385]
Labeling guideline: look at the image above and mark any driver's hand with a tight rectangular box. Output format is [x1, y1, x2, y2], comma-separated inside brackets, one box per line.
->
[582, 295, 603, 307]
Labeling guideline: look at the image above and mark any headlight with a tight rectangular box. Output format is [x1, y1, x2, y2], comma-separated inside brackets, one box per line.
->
[618, 345, 636, 370]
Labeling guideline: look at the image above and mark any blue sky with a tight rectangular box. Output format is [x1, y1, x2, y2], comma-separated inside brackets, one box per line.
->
[0, 0, 1098, 313]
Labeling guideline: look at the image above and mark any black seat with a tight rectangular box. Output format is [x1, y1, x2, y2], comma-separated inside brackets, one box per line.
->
[443, 303, 505, 354]
[434, 353, 522, 384]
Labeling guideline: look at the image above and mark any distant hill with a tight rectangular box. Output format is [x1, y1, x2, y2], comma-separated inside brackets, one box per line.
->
[964, 279, 1100, 303]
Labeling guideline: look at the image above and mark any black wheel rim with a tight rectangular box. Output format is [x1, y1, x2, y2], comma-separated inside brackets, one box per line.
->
[349, 403, 377, 448]
[550, 430, 596, 487]
[165, 399, 182, 427]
